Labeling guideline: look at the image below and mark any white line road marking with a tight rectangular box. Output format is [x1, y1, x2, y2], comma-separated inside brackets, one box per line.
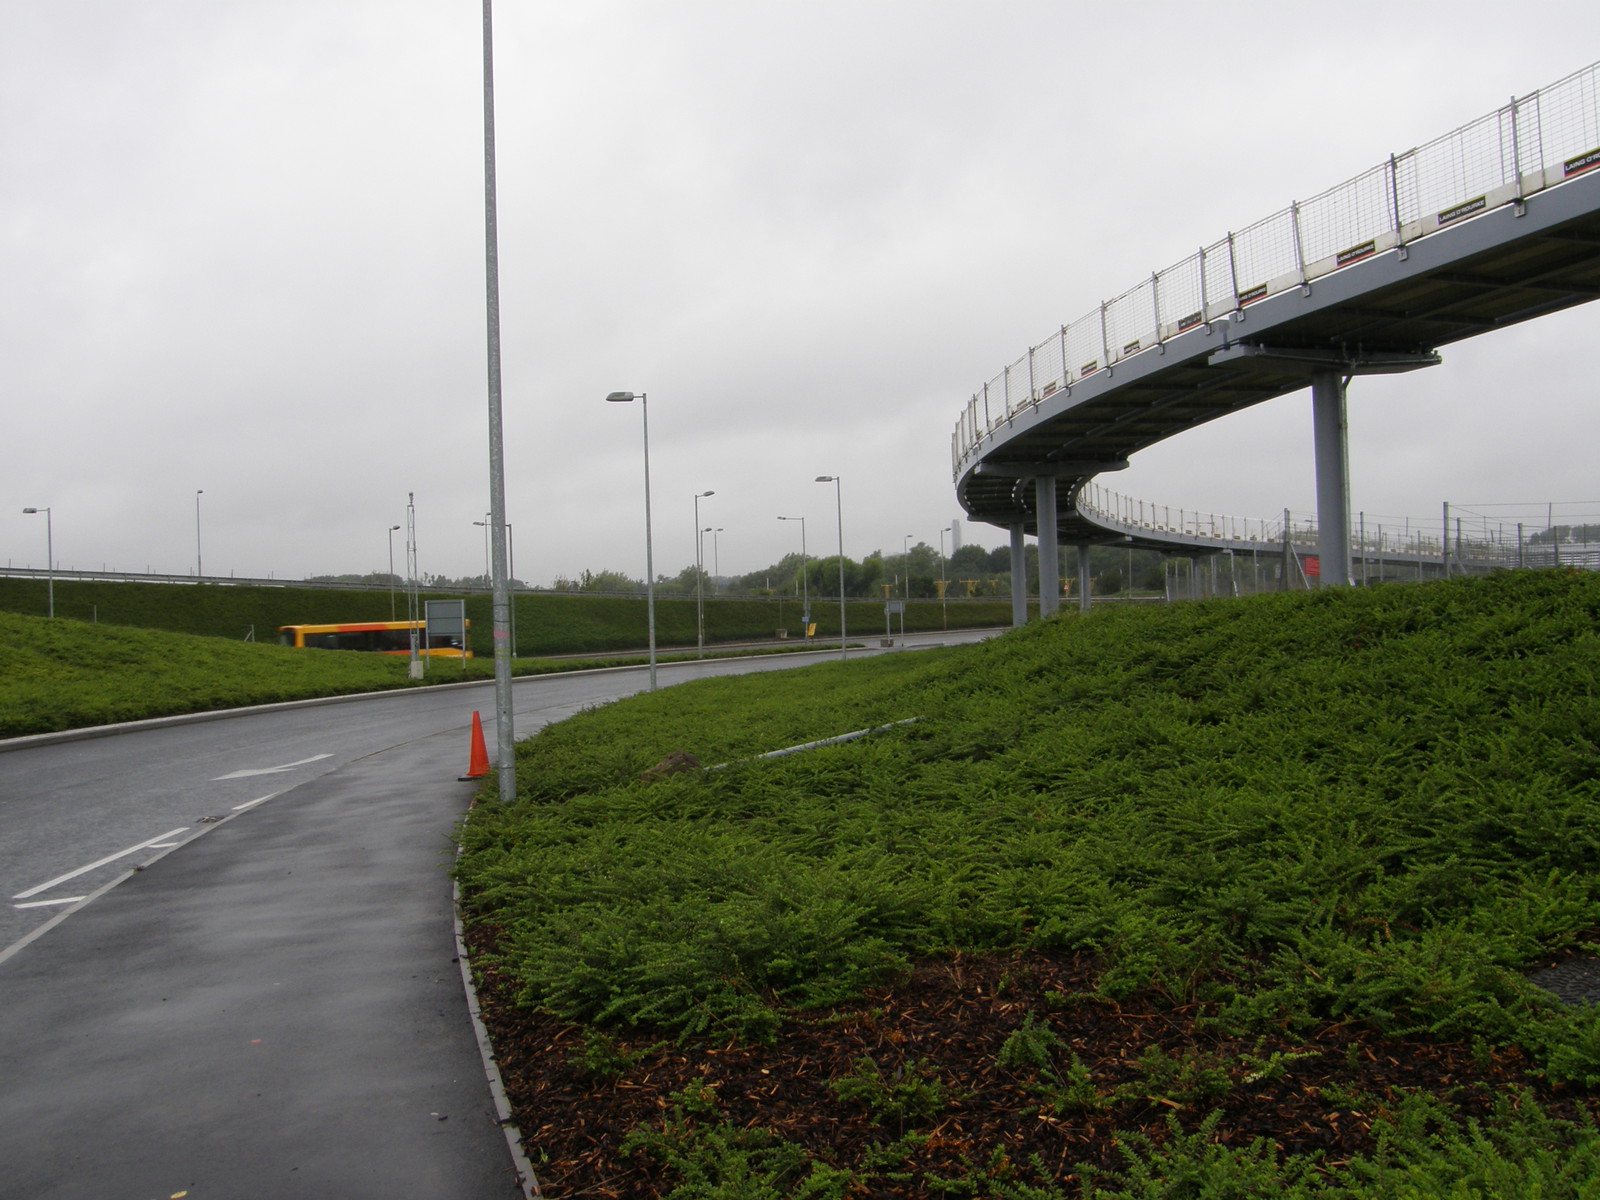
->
[212, 753, 333, 780]
[12, 827, 191, 900]
[231, 793, 277, 812]
[14, 897, 87, 909]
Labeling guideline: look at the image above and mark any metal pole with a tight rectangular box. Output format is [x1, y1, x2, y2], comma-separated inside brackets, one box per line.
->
[481, 0, 515, 801]
[195, 490, 204, 578]
[388, 525, 400, 619]
[1036, 478, 1060, 616]
[1078, 544, 1092, 614]
[1442, 502, 1451, 578]
[1311, 370, 1352, 587]
[640, 399, 656, 687]
[815, 476, 846, 660]
[693, 490, 713, 656]
[23, 507, 53, 617]
[779, 516, 808, 637]
[939, 526, 950, 630]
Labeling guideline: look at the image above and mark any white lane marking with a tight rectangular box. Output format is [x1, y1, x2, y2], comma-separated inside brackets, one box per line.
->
[212, 753, 333, 781]
[12, 827, 191, 900]
[15, 896, 88, 909]
[231, 793, 277, 812]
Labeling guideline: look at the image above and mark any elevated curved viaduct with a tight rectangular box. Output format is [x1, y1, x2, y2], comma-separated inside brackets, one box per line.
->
[953, 62, 1600, 623]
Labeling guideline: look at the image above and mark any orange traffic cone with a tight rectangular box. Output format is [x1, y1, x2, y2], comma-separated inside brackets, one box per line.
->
[460, 711, 491, 780]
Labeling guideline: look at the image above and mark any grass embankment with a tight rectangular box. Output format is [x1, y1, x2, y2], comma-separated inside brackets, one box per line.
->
[455, 570, 1600, 1197]
[0, 610, 855, 738]
[0, 611, 422, 736]
[0, 577, 1012, 657]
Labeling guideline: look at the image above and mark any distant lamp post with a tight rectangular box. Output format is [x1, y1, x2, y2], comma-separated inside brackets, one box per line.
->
[473, 514, 491, 585]
[903, 533, 913, 599]
[814, 476, 846, 660]
[693, 490, 715, 656]
[710, 528, 724, 586]
[22, 506, 53, 618]
[506, 521, 517, 658]
[606, 391, 657, 689]
[778, 515, 807, 634]
[940, 526, 952, 630]
[387, 524, 401, 619]
[195, 489, 204, 578]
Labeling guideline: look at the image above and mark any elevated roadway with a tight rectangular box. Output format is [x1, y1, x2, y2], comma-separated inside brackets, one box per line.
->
[953, 61, 1600, 618]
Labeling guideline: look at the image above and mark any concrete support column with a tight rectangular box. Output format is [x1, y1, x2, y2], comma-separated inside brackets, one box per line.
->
[1312, 369, 1353, 587]
[1036, 477, 1060, 617]
[1078, 544, 1093, 614]
[1009, 523, 1027, 627]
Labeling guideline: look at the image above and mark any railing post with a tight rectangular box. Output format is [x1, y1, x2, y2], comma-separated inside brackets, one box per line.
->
[1290, 201, 1308, 291]
[1442, 502, 1451, 577]
[1509, 95, 1527, 213]
[1059, 325, 1069, 391]
[1028, 345, 1036, 406]
[1151, 272, 1163, 347]
[1388, 154, 1408, 259]
[1226, 232, 1241, 312]
[1099, 301, 1111, 374]
[1197, 246, 1210, 326]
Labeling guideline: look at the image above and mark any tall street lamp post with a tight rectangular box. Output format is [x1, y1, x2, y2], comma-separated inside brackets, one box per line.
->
[777, 515, 807, 635]
[479, 0, 515, 801]
[195, 490, 204, 578]
[473, 515, 491, 585]
[814, 476, 846, 661]
[22, 506, 52, 618]
[710, 528, 723, 584]
[693, 490, 714, 656]
[387, 524, 401, 619]
[606, 391, 657, 689]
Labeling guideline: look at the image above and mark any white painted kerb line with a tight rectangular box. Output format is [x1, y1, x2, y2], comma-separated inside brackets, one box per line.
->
[12, 826, 190, 900]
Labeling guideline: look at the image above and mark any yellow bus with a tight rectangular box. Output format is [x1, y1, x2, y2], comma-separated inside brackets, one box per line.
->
[277, 620, 471, 657]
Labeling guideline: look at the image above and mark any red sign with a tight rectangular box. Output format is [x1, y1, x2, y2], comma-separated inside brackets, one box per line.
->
[1304, 556, 1321, 577]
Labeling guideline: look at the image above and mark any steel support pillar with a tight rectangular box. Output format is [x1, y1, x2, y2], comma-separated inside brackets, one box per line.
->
[1036, 477, 1060, 616]
[1078, 544, 1093, 613]
[1311, 369, 1353, 588]
[1009, 524, 1027, 627]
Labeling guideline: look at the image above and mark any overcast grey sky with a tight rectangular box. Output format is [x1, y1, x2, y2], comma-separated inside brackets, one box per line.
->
[5, 2, 1598, 585]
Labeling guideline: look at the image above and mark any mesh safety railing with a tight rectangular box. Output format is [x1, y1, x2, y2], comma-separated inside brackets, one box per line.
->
[954, 61, 1600, 476]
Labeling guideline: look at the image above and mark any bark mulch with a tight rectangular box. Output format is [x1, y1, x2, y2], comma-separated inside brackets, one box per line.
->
[464, 929, 1597, 1198]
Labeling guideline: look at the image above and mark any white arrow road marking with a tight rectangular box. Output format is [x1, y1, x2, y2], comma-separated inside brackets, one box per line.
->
[13, 827, 191, 900]
[212, 753, 334, 780]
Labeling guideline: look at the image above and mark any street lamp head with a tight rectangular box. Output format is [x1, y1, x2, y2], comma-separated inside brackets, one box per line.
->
[814, 476, 835, 483]
[23, 507, 42, 514]
[605, 391, 638, 403]
[697, 489, 715, 498]
[390, 524, 401, 532]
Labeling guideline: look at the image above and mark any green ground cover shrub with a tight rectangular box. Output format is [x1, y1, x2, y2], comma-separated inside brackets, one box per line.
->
[456, 571, 1600, 1188]
[0, 610, 416, 735]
